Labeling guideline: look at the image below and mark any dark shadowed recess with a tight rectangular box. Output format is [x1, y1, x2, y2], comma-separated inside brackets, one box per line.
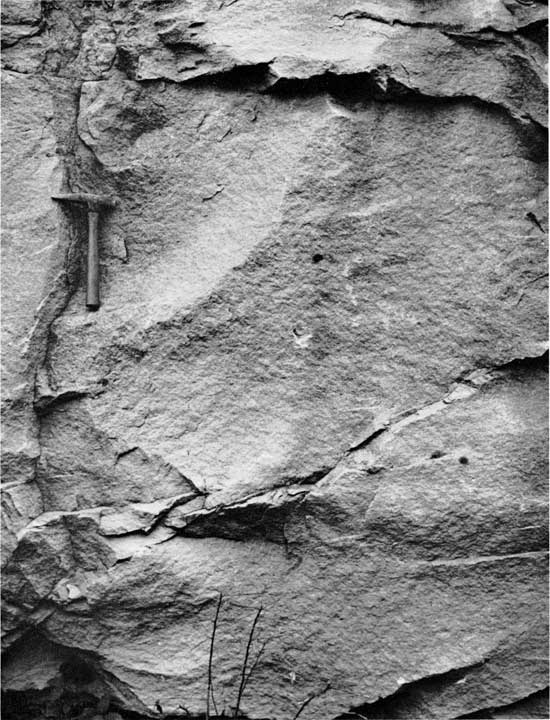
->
[170, 64, 548, 166]
[457, 688, 550, 719]
[336, 664, 482, 719]
[334, 686, 549, 720]
[518, 19, 548, 48]
[4, 687, 548, 720]
[334, 662, 549, 720]
[1, 689, 264, 720]
[498, 349, 549, 376]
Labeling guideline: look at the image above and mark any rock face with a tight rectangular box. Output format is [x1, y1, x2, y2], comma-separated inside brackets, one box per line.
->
[1, 1, 548, 719]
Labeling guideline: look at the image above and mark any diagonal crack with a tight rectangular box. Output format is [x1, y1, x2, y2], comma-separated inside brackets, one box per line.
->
[336, 659, 489, 720]
[166, 483, 309, 543]
[169, 350, 548, 543]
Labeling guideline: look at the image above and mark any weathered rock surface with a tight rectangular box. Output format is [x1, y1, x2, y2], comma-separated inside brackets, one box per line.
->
[1, 1, 548, 718]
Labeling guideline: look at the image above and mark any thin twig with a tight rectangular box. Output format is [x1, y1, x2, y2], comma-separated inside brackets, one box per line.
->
[292, 683, 331, 720]
[206, 592, 223, 720]
[211, 684, 220, 719]
[243, 641, 266, 683]
[240, 640, 266, 695]
[292, 693, 315, 720]
[234, 606, 263, 718]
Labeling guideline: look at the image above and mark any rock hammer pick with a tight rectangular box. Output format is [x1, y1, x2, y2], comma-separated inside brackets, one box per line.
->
[52, 191, 117, 310]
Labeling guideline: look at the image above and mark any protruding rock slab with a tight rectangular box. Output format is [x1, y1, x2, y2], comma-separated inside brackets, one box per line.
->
[4, 360, 547, 719]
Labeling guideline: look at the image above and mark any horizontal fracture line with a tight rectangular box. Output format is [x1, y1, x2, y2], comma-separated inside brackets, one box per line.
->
[415, 550, 548, 568]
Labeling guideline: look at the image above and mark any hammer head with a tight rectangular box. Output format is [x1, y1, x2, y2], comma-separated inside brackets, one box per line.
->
[51, 192, 117, 210]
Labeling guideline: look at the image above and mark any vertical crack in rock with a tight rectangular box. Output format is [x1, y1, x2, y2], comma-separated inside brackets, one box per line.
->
[1, 0, 122, 593]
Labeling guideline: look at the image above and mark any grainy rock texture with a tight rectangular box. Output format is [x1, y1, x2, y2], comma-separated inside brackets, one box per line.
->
[1, 1, 548, 719]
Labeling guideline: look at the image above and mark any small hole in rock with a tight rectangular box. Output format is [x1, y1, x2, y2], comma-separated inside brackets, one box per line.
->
[99, 379, 109, 386]
[312, 253, 324, 263]
[430, 450, 445, 459]
[458, 456, 469, 465]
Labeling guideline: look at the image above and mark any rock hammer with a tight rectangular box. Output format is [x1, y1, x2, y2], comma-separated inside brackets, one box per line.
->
[52, 192, 117, 310]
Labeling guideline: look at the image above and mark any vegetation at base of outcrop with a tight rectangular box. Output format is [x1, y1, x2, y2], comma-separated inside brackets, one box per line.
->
[0, 689, 255, 720]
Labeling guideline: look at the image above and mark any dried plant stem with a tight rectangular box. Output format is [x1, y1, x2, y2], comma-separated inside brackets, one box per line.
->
[206, 592, 223, 720]
[292, 683, 331, 720]
[242, 640, 266, 692]
[234, 606, 263, 718]
[292, 693, 315, 720]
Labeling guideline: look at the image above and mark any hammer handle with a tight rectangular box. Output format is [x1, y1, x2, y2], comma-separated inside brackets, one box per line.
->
[86, 210, 100, 310]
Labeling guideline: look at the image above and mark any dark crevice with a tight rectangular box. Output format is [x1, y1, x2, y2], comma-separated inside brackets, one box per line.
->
[114, 446, 140, 462]
[348, 425, 388, 453]
[517, 19, 549, 48]
[526, 211, 546, 232]
[33, 389, 90, 415]
[453, 350, 549, 387]
[457, 687, 549, 719]
[173, 451, 370, 544]
[283, 465, 335, 486]
[176, 490, 306, 544]
[124, 60, 546, 132]
[266, 69, 409, 100]
[443, 30, 507, 45]
[332, 9, 546, 37]
[184, 62, 275, 92]
[265, 72, 546, 132]
[335, 661, 487, 719]
[495, 349, 549, 376]
[201, 185, 225, 202]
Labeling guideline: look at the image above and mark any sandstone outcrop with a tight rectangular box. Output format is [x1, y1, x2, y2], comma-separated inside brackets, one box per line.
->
[1, 1, 548, 718]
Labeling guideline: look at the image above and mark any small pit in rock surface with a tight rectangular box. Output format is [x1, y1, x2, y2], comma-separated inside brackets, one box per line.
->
[430, 450, 446, 459]
[312, 253, 324, 263]
[459, 456, 469, 465]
